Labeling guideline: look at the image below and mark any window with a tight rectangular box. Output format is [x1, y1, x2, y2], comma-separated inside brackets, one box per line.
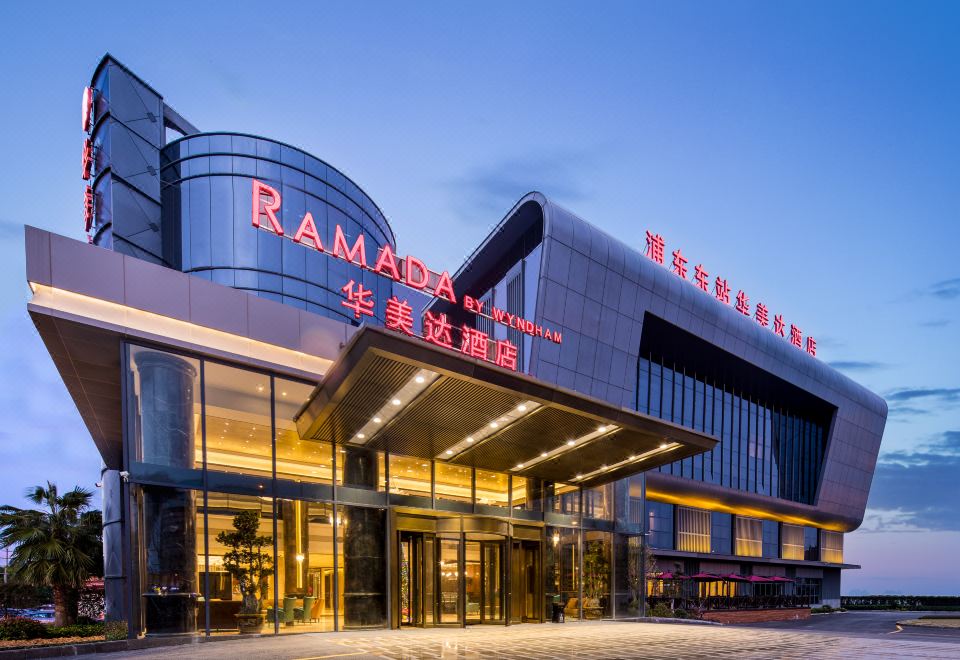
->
[434, 463, 473, 504]
[676, 507, 710, 553]
[710, 512, 732, 555]
[762, 520, 779, 558]
[475, 469, 508, 507]
[647, 501, 674, 550]
[203, 361, 272, 477]
[781, 524, 805, 560]
[549, 483, 580, 515]
[804, 526, 819, 561]
[820, 530, 843, 564]
[583, 485, 613, 521]
[129, 346, 201, 470]
[511, 477, 536, 510]
[388, 455, 431, 498]
[274, 500, 336, 632]
[735, 516, 762, 557]
[274, 379, 331, 484]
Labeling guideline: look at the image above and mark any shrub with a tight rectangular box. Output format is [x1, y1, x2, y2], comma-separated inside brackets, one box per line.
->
[673, 608, 690, 619]
[811, 605, 835, 614]
[104, 620, 128, 641]
[0, 616, 48, 640]
[47, 623, 104, 638]
[650, 603, 673, 618]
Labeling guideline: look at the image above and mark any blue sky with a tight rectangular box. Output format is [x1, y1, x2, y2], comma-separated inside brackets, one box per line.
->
[0, 1, 957, 594]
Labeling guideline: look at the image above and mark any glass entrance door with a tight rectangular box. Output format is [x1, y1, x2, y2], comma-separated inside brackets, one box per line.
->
[399, 532, 435, 627]
[511, 540, 541, 622]
[465, 540, 503, 624]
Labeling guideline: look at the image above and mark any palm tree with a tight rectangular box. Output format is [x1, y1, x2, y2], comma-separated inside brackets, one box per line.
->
[0, 482, 103, 626]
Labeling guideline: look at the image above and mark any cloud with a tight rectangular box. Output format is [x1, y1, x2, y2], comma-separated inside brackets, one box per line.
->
[861, 431, 960, 532]
[884, 387, 960, 419]
[826, 360, 889, 372]
[929, 278, 960, 300]
[447, 151, 594, 222]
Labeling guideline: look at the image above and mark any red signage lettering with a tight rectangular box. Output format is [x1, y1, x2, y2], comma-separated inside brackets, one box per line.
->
[81, 139, 93, 180]
[251, 180, 561, 346]
[82, 87, 94, 132]
[341, 280, 375, 319]
[251, 179, 284, 235]
[83, 186, 94, 232]
[642, 228, 817, 358]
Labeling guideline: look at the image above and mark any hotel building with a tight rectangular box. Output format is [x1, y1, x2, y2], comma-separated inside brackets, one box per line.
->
[24, 55, 886, 636]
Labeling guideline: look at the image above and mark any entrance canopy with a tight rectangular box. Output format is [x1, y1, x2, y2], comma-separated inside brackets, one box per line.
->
[296, 327, 716, 487]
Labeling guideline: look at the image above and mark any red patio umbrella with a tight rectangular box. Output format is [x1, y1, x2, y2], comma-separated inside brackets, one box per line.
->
[646, 572, 689, 580]
[746, 575, 773, 583]
[689, 572, 721, 580]
[720, 573, 750, 582]
[766, 576, 795, 583]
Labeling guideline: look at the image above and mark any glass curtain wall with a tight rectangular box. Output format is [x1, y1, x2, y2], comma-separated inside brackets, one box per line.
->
[637, 355, 828, 504]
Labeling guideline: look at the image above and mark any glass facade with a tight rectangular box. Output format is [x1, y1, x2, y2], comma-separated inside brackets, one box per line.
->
[160, 133, 395, 324]
[125, 342, 665, 634]
[637, 356, 828, 505]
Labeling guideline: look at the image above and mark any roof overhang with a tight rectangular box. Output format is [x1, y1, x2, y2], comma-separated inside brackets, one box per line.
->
[296, 326, 717, 487]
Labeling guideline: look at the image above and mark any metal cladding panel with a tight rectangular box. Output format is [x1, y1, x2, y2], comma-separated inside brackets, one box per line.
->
[448, 193, 887, 532]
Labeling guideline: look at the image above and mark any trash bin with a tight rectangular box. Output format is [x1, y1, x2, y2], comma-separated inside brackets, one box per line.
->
[551, 602, 565, 623]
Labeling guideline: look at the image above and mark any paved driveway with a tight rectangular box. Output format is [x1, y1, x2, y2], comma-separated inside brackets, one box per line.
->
[742, 610, 960, 642]
[73, 619, 960, 659]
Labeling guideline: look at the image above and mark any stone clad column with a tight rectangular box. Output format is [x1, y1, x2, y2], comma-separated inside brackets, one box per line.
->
[341, 447, 385, 628]
[134, 351, 198, 634]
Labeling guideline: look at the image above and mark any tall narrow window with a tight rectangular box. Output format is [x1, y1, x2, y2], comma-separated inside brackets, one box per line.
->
[676, 507, 711, 553]
[734, 516, 762, 557]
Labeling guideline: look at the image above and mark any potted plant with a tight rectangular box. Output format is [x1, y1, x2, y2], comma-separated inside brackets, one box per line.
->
[216, 510, 273, 633]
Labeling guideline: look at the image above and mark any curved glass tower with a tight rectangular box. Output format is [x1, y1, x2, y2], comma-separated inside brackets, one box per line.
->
[160, 133, 395, 324]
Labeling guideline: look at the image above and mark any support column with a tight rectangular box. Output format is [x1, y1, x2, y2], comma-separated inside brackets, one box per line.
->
[341, 447, 385, 628]
[134, 352, 198, 634]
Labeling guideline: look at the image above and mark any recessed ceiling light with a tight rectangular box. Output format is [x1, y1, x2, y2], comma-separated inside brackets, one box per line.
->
[490, 421, 498, 429]
[466, 437, 474, 443]
[415, 376, 425, 384]
[516, 463, 524, 469]
[598, 425, 607, 433]
[373, 417, 382, 424]
[392, 398, 402, 406]
[575, 473, 583, 479]
[445, 449, 454, 455]
[541, 452, 548, 458]
[628, 455, 636, 460]
[356, 433, 365, 439]
[517, 404, 527, 412]
[257, 385, 264, 392]
[282, 392, 287, 397]
[567, 439, 576, 446]
[659, 442, 669, 449]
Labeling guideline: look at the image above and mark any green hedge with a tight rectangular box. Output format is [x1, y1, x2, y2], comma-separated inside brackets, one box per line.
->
[0, 616, 105, 641]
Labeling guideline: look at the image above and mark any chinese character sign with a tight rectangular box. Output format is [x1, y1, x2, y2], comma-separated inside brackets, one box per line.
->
[341, 284, 520, 371]
[642, 228, 817, 358]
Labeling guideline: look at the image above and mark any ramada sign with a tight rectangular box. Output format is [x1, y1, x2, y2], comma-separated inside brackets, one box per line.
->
[251, 180, 562, 371]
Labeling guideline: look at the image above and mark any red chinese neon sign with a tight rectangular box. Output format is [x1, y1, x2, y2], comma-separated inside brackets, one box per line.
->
[643, 229, 817, 357]
[81, 87, 94, 132]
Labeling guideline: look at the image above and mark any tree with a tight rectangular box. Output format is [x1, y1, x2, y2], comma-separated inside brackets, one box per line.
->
[216, 510, 273, 617]
[0, 482, 102, 626]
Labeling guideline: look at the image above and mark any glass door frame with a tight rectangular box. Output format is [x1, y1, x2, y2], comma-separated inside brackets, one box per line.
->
[464, 538, 505, 625]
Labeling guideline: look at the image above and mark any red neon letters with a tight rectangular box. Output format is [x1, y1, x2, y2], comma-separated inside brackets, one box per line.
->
[82, 87, 94, 132]
[252, 179, 284, 235]
[643, 228, 818, 358]
[252, 179, 559, 344]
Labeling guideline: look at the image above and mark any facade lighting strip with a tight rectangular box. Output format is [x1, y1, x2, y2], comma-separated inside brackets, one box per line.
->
[349, 368, 440, 445]
[571, 442, 681, 482]
[438, 400, 542, 459]
[509, 424, 620, 472]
